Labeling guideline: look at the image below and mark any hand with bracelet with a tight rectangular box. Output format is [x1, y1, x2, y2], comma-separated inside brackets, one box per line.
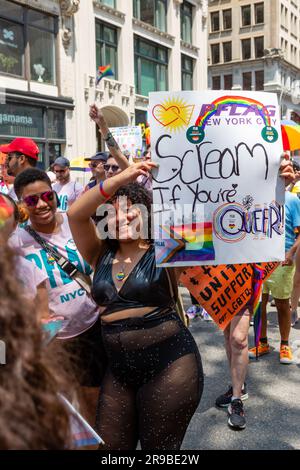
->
[67, 160, 157, 269]
[89, 104, 130, 171]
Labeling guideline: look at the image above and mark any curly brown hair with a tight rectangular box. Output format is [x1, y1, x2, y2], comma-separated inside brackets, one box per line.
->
[104, 182, 153, 251]
[0, 243, 72, 449]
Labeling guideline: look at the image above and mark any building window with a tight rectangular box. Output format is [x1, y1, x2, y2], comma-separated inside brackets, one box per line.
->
[241, 5, 251, 27]
[181, 54, 193, 90]
[210, 11, 220, 32]
[99, 0, 116, 7]
[0, 101, 66, 168]
[242, 72, 252, 90]
[95, 21, 118, 80]
[181, 1, 193, 44]
[254, 36, 264, 57]
[0, 0, 57, 83]
[133, 0, 167, 32]
[223, 9, 232, 30]
[224, 74, 233, 90]
[254, 3, 264, 24]
[212, 76, 221, 90]
[28, 10, 56, 84]
[211, 43, 220, 64]
[223, 42, 232, 62]
[242, 38, 251, 60]
[255, 70, 264, 90]
[134, 36, 168, 96]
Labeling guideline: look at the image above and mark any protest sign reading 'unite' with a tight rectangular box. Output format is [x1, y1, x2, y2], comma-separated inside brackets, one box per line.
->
[149, 91, 285, 267]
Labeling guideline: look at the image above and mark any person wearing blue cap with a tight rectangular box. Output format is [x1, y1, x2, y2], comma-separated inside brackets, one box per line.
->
[52, 156, 84, 212]
[84, 152, 108, 192]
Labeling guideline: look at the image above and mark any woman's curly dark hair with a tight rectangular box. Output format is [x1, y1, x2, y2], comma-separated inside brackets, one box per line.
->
[0, 242, 72, 449]
[104, 182, 153, 250]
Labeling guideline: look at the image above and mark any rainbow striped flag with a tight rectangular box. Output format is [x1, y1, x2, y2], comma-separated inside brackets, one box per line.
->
[59, 394, 104, 448]
[171, 222, 215, 262]
[96, 65, 114, 85]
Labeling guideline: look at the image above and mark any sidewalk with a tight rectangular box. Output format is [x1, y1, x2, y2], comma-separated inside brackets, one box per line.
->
[181, 287, 300, 450]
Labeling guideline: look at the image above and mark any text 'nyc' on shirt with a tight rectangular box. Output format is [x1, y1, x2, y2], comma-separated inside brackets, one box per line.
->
[52, 181, 83, 212]
[15, 213, 99, 339]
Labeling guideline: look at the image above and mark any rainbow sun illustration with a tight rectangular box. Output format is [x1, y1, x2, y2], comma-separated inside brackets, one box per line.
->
[152, 97, 195, 133]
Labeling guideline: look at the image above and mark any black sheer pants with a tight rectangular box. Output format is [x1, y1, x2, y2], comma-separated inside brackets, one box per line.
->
[96, 312, 204, 450]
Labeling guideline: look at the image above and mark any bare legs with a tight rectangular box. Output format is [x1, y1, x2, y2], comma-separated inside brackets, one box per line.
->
[223, 309, 250, 397]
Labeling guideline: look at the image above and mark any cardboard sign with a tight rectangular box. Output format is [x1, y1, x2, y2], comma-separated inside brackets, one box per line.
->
[149, 91, 285, 267]
[107, 126, 143, 161]
[180, 262, 278, 330]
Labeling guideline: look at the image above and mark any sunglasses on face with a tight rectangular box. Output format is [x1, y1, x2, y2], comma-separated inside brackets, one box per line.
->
[23, 190, 55, 207]
[89, 162, 103, 168]
[103, 164, 120, 172]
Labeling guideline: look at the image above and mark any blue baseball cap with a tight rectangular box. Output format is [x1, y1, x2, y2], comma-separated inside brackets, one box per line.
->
[53, 156, 70, 168]
[84, 152, 109, 162]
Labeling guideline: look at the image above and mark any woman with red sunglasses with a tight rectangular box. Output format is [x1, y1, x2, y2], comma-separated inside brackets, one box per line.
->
[11, 168, 103, 425]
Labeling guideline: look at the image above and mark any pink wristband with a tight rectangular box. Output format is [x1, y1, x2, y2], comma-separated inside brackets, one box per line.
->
[99, 181, 111, 200]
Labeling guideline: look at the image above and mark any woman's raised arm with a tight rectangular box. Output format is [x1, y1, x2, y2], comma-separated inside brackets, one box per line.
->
[67, 161, 157, 268]
[89, 104, 130, 171]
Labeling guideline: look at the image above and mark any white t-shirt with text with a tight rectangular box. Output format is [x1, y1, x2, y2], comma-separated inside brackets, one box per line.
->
[52, 180, 83, 212]
[13, 213, 99, 339]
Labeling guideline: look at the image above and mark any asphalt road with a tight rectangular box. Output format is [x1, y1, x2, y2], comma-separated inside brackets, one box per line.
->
[180, 287, 300, 450]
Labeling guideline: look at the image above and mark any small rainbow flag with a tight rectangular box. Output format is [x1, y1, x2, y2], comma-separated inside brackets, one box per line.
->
[96, 65, 114, 85]
[59, 394, 104, 448]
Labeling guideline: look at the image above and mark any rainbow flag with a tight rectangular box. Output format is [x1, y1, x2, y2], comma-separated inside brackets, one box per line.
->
[96, 65, 114, 85]
[59, 394, 104, 448]
[171, 222, 215, 262]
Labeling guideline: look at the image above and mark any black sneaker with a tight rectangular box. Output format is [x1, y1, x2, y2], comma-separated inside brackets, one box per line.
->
[215, 384, 248, 408]
[228, 398, 246, 430]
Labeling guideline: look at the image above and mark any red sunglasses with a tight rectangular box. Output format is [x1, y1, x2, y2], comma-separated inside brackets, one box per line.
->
[23, 190, 55, 207]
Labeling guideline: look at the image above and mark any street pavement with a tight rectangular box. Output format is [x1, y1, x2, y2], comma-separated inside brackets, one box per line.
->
[180, 287, 300, 450]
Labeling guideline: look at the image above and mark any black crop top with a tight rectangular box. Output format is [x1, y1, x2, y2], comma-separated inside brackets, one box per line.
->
[91, 245, 176, 316]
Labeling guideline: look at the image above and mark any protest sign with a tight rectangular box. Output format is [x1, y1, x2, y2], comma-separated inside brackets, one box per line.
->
[180, 262, 278, 330]
[148, 91, 285, 267]
[107, 126, 143, 161]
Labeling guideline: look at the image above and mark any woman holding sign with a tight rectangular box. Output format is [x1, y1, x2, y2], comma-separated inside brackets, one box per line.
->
[68, 109, 203, 450]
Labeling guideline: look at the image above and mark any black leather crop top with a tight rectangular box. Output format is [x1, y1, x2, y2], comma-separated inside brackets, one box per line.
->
[91, 245, 176, 317]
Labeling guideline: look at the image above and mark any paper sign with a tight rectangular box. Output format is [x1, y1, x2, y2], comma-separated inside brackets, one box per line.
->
[149, 91, 285, 267]
[107, 126, 143, 161]
[180, 262, 278, 329]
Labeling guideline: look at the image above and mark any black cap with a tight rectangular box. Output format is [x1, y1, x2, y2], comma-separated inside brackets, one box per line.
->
[84, 152, 109, 162]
